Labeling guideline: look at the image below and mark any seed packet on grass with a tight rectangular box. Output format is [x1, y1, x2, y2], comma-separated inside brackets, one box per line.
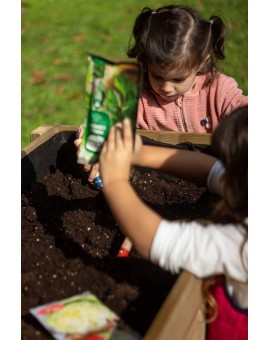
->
[77, 54, 141, 164]
[30, 291, 142, 340]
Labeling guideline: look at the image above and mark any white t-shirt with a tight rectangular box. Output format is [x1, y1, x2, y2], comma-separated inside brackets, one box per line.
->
[150, 160, 248, 308]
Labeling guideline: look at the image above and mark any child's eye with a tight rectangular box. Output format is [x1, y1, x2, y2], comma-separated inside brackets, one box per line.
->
[173, 78, 185, 83]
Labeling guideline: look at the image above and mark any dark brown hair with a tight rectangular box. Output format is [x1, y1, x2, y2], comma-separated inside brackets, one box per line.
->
[127, 5, 226, 76]
[211, 105, 248, 224]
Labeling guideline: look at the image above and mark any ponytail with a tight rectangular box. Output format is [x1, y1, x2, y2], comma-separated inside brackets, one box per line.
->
[127, 7, 152, 61]
[209, 15, 226, 61]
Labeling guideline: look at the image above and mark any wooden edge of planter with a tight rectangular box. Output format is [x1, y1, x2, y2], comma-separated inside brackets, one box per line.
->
[26, 125, 211, 148]
[30, 125, 78, 142]
[22, 125, 78, 158]
[137, 130, 211, 145]
[145, 271, 205, 340]
[22, 126, 211, 159]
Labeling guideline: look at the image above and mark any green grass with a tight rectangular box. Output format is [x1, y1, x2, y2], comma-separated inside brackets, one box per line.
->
[22, 0, 247, 148]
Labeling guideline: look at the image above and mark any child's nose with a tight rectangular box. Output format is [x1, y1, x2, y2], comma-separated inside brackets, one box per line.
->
[161, 81, 173, 93]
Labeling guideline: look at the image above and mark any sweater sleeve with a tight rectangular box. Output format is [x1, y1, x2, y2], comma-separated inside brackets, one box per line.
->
[215, 74, 248, 117]
[150, 219, 248, 283]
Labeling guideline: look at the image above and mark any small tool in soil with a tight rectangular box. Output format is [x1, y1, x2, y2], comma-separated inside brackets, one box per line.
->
[92, 172, 103, 189]
[116, 237, 133, 257]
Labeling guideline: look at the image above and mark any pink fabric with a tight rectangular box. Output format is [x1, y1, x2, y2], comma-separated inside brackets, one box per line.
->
[136, 73, 248, 132]
[207, 278, 248, 340]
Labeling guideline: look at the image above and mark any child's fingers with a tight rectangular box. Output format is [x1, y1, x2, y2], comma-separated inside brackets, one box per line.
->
[74, 138, 82, 148]
[88, 164, 100, 182]
[122, 118, 132, 148]
[83, 164, 92, 172]
[115, 125, 123, 148]
[134, 134, 142, 151]
[101, 126, 116, 156]
[106, 125, 116, 151]
[76, 124, 84, 139]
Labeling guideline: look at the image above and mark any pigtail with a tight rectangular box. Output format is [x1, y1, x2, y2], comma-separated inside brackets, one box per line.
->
[127, 7, 152, 61]
[209, 15, 226, 61]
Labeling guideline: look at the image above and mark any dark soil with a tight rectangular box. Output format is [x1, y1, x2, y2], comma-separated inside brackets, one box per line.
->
[22, 160, 217, 339]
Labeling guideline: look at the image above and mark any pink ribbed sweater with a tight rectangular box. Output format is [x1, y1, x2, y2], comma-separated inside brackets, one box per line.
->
[136, 73, 248, 132]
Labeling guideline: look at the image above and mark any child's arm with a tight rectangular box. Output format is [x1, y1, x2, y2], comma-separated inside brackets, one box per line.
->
[74, 123, 217, 186]
[132, 138, 217, 187]
[100, 119, 216, 258]
[99, 119, 162, 258]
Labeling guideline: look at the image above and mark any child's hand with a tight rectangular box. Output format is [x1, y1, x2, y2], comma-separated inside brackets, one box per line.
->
[99, 118, 133, 186]
[132, 133, 143, 165]
[74, 125, 100, 182]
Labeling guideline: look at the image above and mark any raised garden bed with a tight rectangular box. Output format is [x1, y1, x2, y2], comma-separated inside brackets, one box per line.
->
[22, 126, 215, 340]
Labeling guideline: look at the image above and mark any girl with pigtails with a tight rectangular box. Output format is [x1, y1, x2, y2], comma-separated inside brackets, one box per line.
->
[128, 5, 247, 132]
[75, 5, 248, 192]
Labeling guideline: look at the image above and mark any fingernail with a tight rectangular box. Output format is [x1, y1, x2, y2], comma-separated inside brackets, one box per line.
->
[76, 125, 83, 138]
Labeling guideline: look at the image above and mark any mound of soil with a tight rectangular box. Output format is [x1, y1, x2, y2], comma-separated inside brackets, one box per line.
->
[22, 160, 217, 339]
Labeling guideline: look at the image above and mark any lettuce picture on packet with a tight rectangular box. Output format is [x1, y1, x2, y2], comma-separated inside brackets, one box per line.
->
[30, 291, 141, 340]
[77, 54, 141, 164]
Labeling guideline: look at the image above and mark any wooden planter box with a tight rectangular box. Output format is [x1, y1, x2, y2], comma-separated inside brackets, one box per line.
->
[22, 125, 211, 340]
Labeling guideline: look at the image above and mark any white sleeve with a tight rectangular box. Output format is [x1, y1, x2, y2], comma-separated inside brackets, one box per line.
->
[207, 160, 225, 196]
[150, 219, 247, 283]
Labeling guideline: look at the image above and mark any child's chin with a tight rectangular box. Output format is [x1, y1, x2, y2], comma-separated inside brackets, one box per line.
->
[157, 93, 179, 102]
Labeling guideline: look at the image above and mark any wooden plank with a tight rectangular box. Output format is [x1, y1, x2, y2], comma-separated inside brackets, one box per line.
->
[137, 130, 211, 145]
[30, 125, 55, 142]
[22, 125, 78, 157]
[145, 271, 205, 340]
[30, 124, 78, 142]
[22, 126, 57, 157]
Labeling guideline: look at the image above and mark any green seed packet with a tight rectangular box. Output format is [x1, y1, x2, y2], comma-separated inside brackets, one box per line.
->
[77, 54, 141, 164]
[30, 291, 142, 339]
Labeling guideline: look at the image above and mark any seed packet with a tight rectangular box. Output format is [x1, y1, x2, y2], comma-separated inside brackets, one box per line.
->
[30, 291, 142, 340]
[77, 55, 141, 164]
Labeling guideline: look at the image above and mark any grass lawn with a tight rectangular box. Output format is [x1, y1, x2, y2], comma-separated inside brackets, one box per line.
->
[22, 0, 247, 148]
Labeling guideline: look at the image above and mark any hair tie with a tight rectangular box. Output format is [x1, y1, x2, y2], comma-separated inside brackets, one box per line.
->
[148, 10, 157, 34]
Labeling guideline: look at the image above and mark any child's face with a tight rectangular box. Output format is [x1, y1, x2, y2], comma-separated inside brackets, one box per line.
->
[147, 64, 198, 101]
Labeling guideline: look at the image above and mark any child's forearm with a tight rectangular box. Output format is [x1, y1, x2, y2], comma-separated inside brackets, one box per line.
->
[133, 145, 217, 187]
[103, 181, 162, 259]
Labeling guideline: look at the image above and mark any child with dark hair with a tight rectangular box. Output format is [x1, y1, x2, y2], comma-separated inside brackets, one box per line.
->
[128, 5, 247, 132]
[99, 105, 248, 339]
[75, 5, 247, 185]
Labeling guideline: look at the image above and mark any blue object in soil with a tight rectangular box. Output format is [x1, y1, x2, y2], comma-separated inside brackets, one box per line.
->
[93, 175, 103, 189]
